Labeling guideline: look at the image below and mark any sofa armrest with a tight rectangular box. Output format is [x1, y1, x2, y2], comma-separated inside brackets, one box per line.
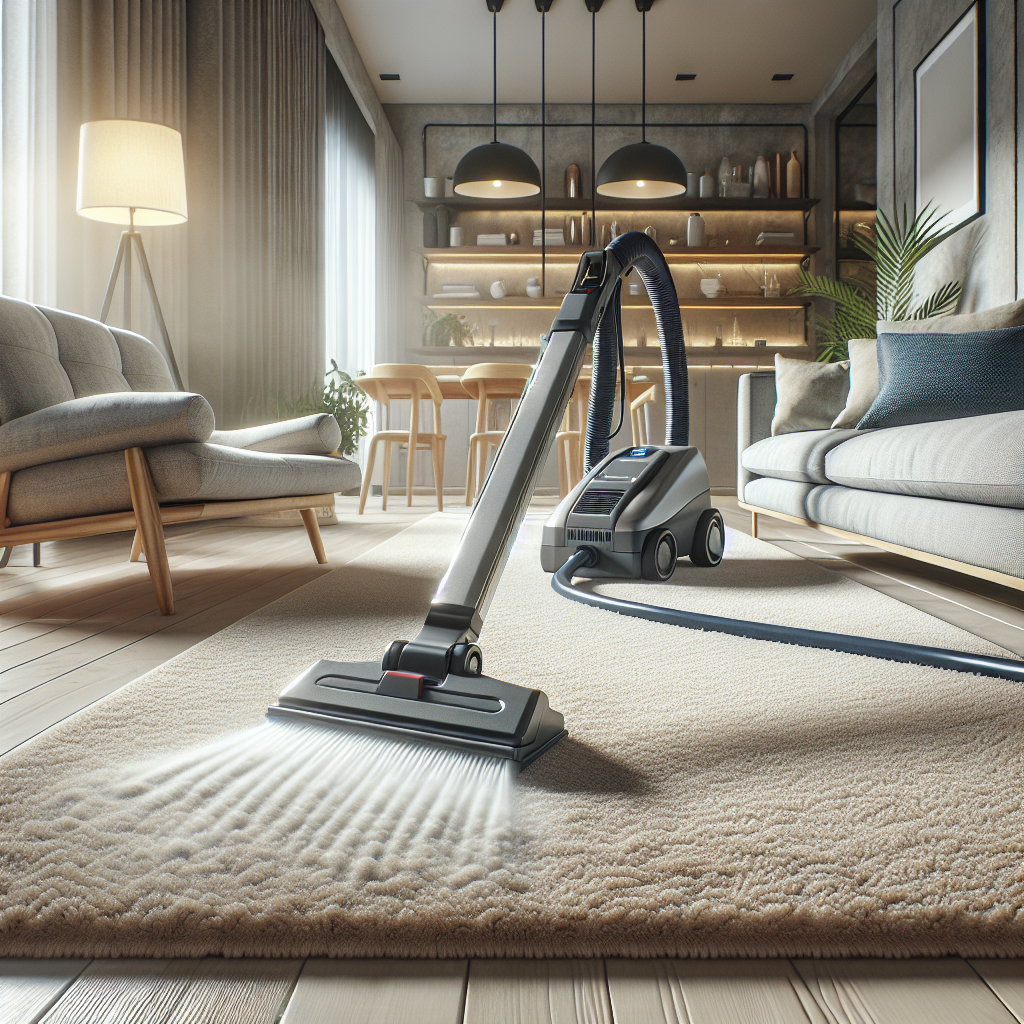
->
[736, 371, 776, 498]
[0, 391, 215, 473]
[209, 413, 342, 456]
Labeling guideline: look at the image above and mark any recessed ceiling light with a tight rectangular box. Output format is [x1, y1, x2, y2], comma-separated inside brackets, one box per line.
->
[675, 73, 696, 81]
[771, 73, 794, 81]
[379, 73, 400, 81]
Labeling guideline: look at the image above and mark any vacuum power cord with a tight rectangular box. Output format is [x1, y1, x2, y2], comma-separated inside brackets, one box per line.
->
[553, 547, 1024, 684]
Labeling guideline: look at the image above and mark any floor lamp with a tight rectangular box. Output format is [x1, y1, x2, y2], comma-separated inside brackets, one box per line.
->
[77, 119, 188, 389]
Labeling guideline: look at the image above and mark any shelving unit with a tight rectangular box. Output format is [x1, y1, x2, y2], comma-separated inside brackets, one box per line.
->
[417, 196, 820, 357]
[420, 295, 811, 310]
[422, 245, 819, 265]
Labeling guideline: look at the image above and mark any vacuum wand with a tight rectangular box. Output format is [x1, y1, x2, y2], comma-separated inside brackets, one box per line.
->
[267, 248, 626, 766]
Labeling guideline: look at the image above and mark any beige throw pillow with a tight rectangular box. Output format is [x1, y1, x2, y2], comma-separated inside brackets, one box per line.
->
[831, 337, 879, 428]
[877, 298, 1024, 335]
[771, 354, 850, 436]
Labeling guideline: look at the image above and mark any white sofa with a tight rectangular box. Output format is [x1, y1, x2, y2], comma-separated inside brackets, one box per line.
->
[736, 303, 1024, 589]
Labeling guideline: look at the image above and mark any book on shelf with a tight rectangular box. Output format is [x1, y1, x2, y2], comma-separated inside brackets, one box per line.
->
[755, 231, 796, 245]
[475, 233, 507, 245]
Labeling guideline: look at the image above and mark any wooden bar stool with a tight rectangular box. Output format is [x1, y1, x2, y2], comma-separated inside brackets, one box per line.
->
[460, 363, 533, 504]
[355, 364, 446, 513]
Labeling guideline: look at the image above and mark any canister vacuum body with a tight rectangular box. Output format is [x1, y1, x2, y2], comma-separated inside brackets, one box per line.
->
[542, 444, 725, 581]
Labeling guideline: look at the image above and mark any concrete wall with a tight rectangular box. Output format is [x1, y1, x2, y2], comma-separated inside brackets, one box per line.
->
[877, 0, 1020, 310]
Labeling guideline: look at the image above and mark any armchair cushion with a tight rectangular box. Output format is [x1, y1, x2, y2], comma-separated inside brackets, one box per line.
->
[109, 327, 178, 391]
[0, 391, 215, 473]
[36, 306, 133, 397]
[209, 413, 342, 456]
[6, 444, 360, 525]
[0, 296, 75, 422]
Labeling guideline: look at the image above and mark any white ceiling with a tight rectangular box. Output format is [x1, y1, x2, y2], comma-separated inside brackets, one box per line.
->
[335, 0, 876, 106]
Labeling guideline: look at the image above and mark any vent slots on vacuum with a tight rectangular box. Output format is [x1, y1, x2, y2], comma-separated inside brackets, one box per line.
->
[566, 528, 613, 544]
[572, 489, 625, 516]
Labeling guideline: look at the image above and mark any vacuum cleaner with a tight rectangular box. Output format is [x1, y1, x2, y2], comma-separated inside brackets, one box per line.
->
[268, 233, 1023, 768]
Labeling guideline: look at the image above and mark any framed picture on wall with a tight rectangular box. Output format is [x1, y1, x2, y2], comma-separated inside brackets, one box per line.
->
[914, 2, 985, 232]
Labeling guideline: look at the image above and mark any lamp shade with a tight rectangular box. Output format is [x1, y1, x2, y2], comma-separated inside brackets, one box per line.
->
[453, 142, 541, 199]
[596, 142, 687, 199]
[77, 119, 188, 226]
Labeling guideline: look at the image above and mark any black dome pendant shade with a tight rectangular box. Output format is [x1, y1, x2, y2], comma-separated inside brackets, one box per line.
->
[454, 142, 541, 198]
[597, 141, 686, 198]
[454, 10, 540, 199]
[597, 2, 686, 199]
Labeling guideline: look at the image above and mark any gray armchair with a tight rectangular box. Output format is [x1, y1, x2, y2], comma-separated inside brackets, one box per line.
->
[0, 296, 359, 614]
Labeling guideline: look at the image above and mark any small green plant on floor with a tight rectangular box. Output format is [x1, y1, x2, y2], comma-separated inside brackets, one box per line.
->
[423, 308, 477, 347]
[246, 360, 369, 456]
[793, 202, 963, 362]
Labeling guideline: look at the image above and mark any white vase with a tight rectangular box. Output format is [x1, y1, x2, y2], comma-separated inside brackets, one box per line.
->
[752, 156, 770, 199]
[490, 280, 507, 299]
[686, 213, 705, 247]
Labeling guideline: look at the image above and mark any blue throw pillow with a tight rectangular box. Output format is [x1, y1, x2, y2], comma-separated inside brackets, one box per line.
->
[857, 327, 1024, 429]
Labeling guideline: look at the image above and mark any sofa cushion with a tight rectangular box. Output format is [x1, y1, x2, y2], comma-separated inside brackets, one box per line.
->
[743, 476, 816, 519]
[36, 306, 132, 397]
[807, 485, 1024, 580]
[0, 295, 75, 422]
[742, 429, 863, 484]
[109, 327, 177, 391]
[209, 414, 342, 456]
[825, 411, 1024, 509]
[0, 391, 215, 473]
[877, 297, 1024, 336]
[6, 445, 361, 526]
[743, 478, 1024, 580]
[771, 354, 850, 435]
[831, 337, 879, 428]
[859, 327, 1024, 429]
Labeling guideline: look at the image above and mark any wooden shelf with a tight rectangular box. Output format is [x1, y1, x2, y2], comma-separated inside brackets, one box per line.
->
[421, 245, 819, 263]
[421, 295, 811, 310]
[416, 197, 820, 213]
[409, 345, 810, 366]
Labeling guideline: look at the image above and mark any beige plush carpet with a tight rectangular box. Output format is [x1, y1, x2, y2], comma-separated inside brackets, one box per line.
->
[1, 512, 1022, 959]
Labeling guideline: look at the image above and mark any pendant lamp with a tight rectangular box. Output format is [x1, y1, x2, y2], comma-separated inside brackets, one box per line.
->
[454, 5, 541, 199]
[597, 0, 686, 199]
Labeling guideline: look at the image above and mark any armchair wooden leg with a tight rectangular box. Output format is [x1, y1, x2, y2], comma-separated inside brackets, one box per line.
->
[129, 529, 144, 562]
[751, 511, 758, 538]
[358, 435, 378, 514]
[299, 508, 328, 564]
[124, 447, 174, 615]
[0, 547, 11, 569]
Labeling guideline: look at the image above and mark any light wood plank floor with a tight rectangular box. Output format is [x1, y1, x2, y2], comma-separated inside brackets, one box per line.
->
[2, 493, 1021, 1023]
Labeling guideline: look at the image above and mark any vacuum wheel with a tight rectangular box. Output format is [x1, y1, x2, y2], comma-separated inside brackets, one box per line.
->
[691, 508, 725, 567]
[641, 528, 678, 581]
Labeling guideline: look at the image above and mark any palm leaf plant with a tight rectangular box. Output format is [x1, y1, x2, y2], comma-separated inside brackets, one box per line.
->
[793, 202, 962, 361]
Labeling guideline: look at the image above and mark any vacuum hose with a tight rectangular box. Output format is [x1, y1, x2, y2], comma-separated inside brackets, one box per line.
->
[553, 547, 1024, 684]
[584, 232, 689, 470]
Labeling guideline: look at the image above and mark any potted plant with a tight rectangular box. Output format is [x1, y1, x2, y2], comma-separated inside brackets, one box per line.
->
[794, 202, 963, 362]
[423, 309, 477, 347]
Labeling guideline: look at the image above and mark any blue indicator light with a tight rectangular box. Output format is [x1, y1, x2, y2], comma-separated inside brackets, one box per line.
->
[630, 447, 650, 457]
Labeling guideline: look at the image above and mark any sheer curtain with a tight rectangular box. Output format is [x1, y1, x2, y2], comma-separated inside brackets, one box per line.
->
[186, 0, 325, 427]
[0, 0, 57, 305]
[324, 49, 374, 380]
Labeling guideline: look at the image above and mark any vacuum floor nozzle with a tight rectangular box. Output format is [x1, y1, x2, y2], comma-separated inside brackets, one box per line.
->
[267, 659, 566, 768]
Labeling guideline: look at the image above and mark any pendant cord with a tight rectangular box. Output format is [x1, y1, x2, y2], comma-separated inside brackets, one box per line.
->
[492, 12, 497, 142]
[591, 10, 596, 237]
[541, 9, 546, 294]
[641, 9, 646, 143]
